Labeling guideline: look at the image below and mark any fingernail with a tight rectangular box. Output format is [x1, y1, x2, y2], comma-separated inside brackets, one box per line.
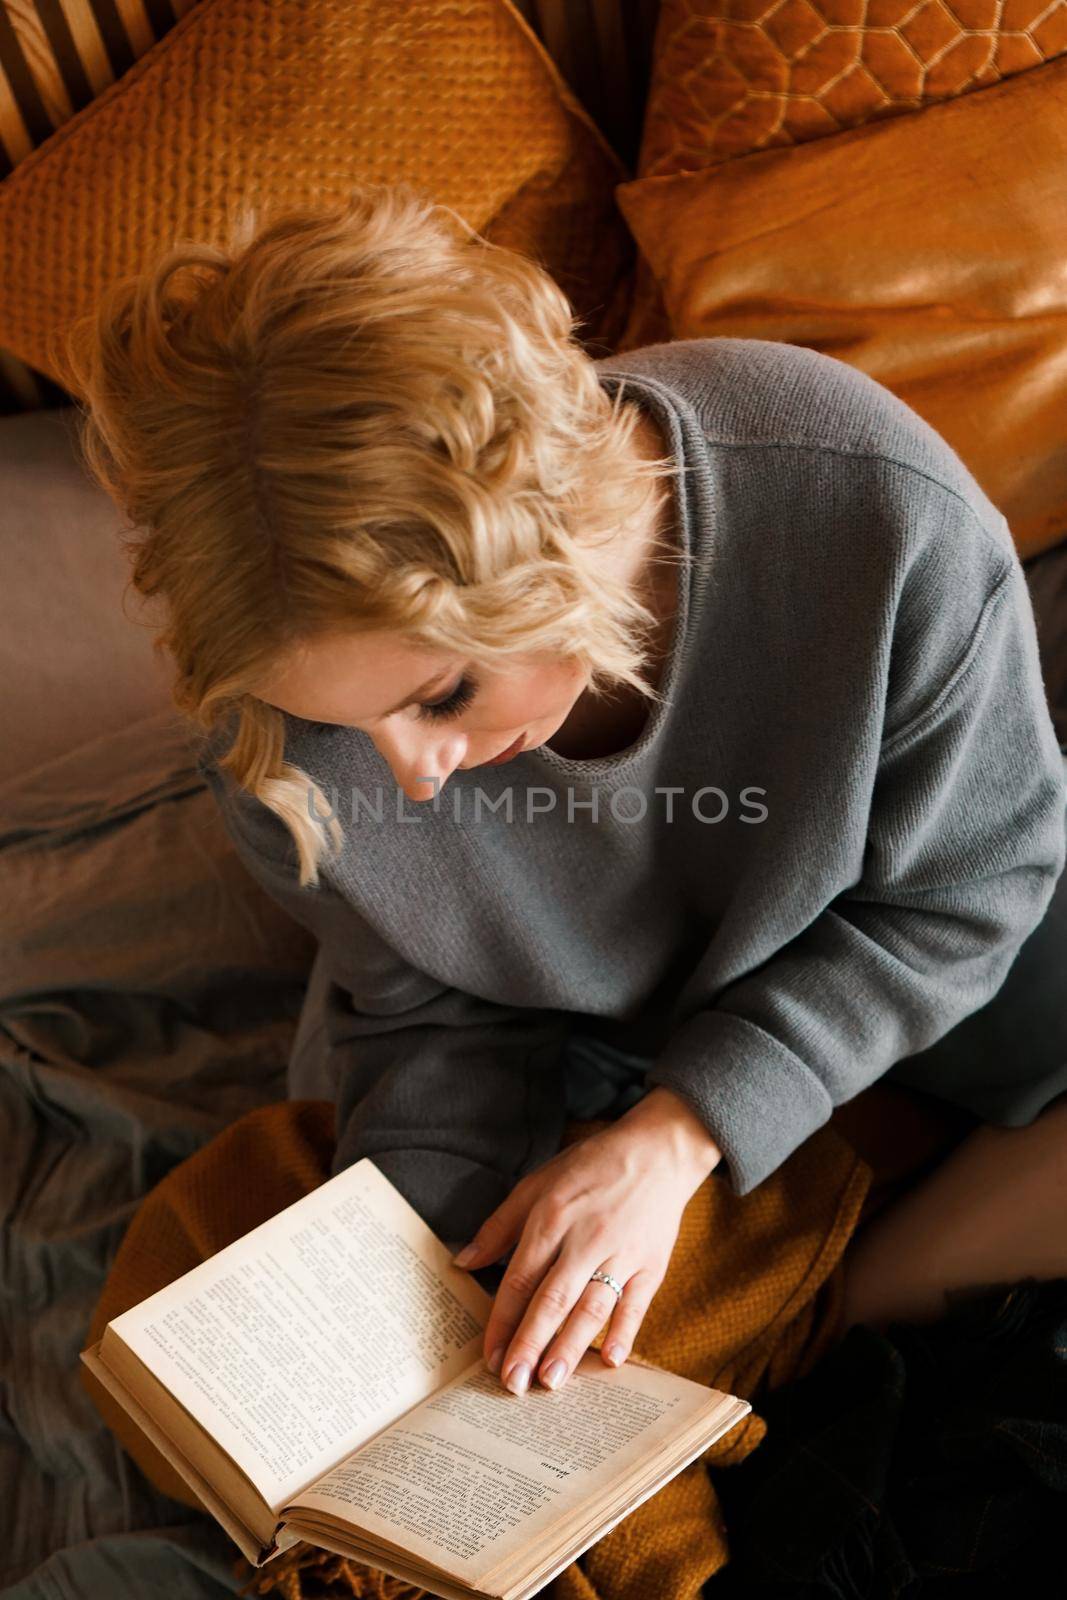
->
[603, 1343, 625, 1366]
[505, 1361, 530, 1395]
[541, 1359, 565, 1389]
[487, 1345, 505, 1374]
[452, 1243, 478, 1267]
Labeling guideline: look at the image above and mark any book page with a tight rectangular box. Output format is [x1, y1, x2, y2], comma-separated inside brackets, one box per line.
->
[107, 1158, 491, 1511]
[290, 1348, 728, 1590]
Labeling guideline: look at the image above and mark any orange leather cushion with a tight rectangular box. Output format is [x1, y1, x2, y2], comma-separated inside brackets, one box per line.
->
[616, 0, 1067, 505]
[0, 0, 634, 389]
[617, 57, 1067, 559]
[638, 0, 1067, 179]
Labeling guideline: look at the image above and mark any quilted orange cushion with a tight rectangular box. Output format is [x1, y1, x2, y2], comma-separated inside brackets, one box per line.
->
[618, 57, 1067, 560]
[639, 0, 1067, 179]
[0, 0, 634, 390]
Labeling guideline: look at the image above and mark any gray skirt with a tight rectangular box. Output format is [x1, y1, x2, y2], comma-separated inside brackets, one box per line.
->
[563, 750, 1067, 1133]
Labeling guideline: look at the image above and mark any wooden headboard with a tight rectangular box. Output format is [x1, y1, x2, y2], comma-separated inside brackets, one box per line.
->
[510, 0, 661, 173]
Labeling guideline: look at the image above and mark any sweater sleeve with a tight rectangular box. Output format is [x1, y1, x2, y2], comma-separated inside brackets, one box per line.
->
[196, 757, 572, 1254]
[646, 543, 1067, 1197]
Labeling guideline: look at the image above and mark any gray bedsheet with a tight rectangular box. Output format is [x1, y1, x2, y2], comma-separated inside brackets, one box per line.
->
[1, 711, 316, 1598]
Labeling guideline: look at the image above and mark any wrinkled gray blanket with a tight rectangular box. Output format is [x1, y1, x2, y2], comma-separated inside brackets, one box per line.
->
[1, 711, 316, 1599]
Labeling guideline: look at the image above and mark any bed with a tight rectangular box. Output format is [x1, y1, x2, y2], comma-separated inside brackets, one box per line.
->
[4, 360, 1067, 1600]
[3, 0, 1067, 1589]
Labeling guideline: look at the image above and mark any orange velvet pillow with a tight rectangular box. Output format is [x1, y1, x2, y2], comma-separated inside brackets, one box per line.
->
[617, 57, 1067, 560]
[638, 0, 1067, 178]
[0, 0, 634, 389]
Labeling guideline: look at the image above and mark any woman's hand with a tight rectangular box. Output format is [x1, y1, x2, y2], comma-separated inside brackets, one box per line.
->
[450, 1086, 723, 1395]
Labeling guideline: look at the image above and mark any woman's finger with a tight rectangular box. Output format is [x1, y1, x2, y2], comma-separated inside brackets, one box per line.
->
[494, 1246, 635, 1395]
[526, 1257, 668, 1393]
[531, 1261, 652, 1391]
[479, 1219, 566, 1384]
[589, 1265, 660, 1370]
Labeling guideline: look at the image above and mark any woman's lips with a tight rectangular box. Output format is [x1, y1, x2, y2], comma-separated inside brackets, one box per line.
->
[482, 732, 526, 766]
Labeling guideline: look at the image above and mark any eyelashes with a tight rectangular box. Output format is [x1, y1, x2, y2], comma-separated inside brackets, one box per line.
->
[298, 670, 480, 733]
[415, 673, 478, 723]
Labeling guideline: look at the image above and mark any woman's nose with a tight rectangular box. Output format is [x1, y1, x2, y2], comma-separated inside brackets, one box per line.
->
[373, 727, 467, 802]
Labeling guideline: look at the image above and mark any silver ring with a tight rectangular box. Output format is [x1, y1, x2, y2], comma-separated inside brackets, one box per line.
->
[588, 1269, 624, 1302]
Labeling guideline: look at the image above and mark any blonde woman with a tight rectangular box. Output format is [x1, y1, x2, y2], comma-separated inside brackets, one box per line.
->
[60, 184, 1067, 1407]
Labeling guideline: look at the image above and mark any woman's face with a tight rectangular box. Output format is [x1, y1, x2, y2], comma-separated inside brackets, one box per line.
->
[253, 408, 674, 799]
[254, 632, 590, 802]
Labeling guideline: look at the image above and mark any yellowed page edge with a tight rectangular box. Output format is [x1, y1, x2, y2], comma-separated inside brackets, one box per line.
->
[496, 1394, 753, 1600]
[101, 1328, 284, 1540]
[80, 1342, 282, 1569]
[469, 1389, 750, 1595]
[286, 1395, 750, 1600]
[301, 1384, 737, 1590]
[294, 1348, 744, 1591]
[281, 1521, 483, 1600]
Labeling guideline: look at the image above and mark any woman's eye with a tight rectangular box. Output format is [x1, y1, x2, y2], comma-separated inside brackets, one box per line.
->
[415, 675, 478, 723]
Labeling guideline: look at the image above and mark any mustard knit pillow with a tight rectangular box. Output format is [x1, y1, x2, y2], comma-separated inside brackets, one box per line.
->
[0, 0, 633, 397]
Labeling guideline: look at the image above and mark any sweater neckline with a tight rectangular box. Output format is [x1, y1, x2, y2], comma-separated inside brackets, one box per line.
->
[526, 368, 700, 782]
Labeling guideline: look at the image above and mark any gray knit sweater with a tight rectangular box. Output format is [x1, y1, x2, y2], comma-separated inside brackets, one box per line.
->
[197, 338, 1066, 1251]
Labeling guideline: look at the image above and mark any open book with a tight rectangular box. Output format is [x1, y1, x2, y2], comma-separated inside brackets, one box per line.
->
[81, 1156, 750, 1600]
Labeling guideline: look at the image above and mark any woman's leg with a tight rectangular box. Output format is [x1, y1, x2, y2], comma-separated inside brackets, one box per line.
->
[840, 1090, 1067, 1332]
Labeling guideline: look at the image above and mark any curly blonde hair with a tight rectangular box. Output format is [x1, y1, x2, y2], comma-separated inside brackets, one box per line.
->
[54, 182, 684, 888]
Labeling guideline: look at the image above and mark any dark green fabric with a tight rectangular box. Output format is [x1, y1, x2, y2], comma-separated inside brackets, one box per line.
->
[708, 1276, 1067, 1597]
